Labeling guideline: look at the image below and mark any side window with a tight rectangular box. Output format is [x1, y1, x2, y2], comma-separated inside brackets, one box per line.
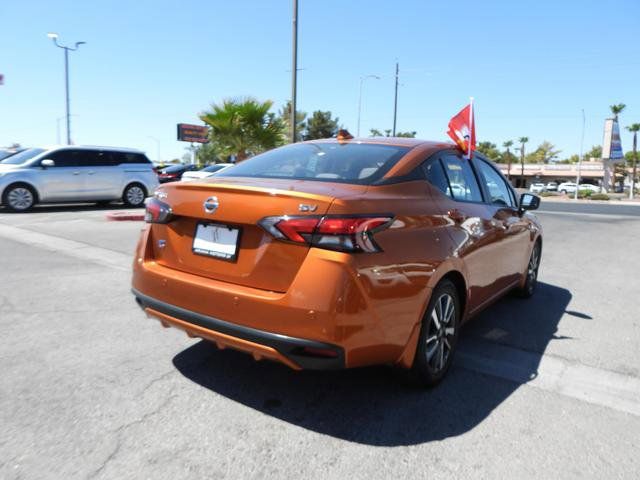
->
[46, 150, 85, 167]
[422, 159, 451, 198]
[476, 160, 514, 207]
[440, 154, 483, 202]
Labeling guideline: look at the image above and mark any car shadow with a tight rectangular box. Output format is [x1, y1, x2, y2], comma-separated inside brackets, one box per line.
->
[0, 202, 142, 214]
[172, 282, 574, 446]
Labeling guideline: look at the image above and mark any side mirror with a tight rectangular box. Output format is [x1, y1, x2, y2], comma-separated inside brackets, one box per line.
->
[519, 193, 540, 212]
[41, 159, 55, 168]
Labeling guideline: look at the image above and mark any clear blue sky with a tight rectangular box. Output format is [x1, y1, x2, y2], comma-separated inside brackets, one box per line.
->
[1, 0, 639, 162]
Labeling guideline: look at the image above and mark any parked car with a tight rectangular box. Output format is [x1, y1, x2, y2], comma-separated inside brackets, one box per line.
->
[579, 183, 602, 193]
[181, 163, 235, 181]
[0, 146, 158, 211]
[529, 183, 546, 193]
[157, 164, 199, 183]
[132, 138, 542, 387]
[546, 182, 558, 192]
[558, 182, 578, 194]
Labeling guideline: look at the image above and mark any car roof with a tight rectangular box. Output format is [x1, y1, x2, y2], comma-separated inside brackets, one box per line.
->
[40, 145, 145, 154]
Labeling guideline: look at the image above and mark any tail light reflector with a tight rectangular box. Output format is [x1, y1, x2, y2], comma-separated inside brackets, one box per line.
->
[144, 198, 173, 224]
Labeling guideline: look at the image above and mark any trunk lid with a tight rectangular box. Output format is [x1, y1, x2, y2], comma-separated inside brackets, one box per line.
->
[149, 177, 367, 292]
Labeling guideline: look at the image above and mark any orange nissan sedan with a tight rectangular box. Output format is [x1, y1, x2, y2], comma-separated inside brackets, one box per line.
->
[132, 138, 542, 386]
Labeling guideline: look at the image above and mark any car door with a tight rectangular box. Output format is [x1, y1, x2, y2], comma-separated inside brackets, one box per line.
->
[82, 150, 123, 199]
[37, 149, 88, 201]
[473, 156, 531, 290]
[423, 151, 505, 313]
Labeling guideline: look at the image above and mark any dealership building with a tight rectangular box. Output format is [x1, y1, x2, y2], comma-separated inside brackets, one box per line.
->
[495, 160, 629, 189]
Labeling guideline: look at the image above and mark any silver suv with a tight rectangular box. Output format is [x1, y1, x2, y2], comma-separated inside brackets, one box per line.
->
[0, 146, 159, 212]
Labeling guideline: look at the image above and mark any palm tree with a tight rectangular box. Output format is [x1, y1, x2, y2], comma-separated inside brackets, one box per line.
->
[518, 137, 529, 187]
[626, 124, 640, 199]
[503, 140, 514, 181]
[200, 97, 284, 162]
[610, 103, 626, 121]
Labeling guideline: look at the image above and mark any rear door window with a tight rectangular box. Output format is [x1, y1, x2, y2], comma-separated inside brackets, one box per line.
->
[439, 154, 483, 202]
[423, 159, 452, 198]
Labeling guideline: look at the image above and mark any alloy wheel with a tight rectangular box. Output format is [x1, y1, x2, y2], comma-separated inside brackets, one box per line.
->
[126, 186, 145, 206]
[7, 187, 34, 210]
[425, 293, 456, 373]
[527, 245, 540, 288]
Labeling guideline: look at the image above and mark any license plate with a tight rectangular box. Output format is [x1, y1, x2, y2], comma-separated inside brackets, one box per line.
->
[192, 223, 240, 261]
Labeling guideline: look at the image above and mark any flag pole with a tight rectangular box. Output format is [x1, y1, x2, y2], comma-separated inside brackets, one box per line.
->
[467, 97, 474, 160]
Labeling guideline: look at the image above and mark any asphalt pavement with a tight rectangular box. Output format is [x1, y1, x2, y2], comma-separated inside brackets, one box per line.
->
[0, 203, 639, 479]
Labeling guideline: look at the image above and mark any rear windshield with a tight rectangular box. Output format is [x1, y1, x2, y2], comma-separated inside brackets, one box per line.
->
[215, 142, 410, 184]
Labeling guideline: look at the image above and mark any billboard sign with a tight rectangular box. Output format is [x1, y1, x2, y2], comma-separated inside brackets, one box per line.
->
[177, 123, 209, 143]
[602, 118, 624, 162]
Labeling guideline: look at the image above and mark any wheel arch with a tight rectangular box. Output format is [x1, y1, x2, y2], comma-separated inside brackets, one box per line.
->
[396, 266, 468, 369]
[1, 181, 41, 205]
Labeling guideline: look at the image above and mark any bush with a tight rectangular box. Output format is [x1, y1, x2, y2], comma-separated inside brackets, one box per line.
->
[577, 190, 592, 199]
[589, 193, 610, 201]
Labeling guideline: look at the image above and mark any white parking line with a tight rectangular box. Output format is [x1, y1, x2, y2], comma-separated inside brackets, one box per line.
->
[457, 338, 640, 417]
[0, 223, 132, 272]
[2, 222, 640, 417]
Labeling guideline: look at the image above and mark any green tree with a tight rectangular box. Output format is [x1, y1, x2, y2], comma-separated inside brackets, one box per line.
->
[278, 100, 306, 143]
[527, 141, 561, 163]
[584, 145, 602, 160]
[304, 111, 340, 140]
[195, 141, 224, 166]
[626, 123, 640, 198]
[610, 103, 626, 120]
[200, 97, 284, 161]
[518, 137, 529, 186]
[369, 128, 416, 138]
[502, 140, 515, 180]
[476, 141, 500, 160]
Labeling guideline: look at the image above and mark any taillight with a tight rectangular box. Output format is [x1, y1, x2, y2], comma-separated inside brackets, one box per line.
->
[144, 198, 173, 224]
[259, 215, 393, 253]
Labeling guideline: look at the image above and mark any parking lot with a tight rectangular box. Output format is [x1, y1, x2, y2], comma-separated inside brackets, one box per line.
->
[1, 203, 639, 479]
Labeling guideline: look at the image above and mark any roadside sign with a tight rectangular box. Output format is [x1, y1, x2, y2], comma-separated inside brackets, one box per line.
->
[602, 118, 624, 162]
[177, 123, 209, 143]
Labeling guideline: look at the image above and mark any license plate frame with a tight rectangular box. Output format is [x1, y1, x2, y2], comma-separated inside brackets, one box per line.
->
[192, 222, 241, 262]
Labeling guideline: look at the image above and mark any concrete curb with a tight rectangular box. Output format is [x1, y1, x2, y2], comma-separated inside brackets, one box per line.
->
[106, 211, 145, 221]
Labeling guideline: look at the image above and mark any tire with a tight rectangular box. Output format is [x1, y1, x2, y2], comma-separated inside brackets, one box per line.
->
[408, 280, 461, 387]
[122, 183, 146, 207]
[2, 183, 37, 212]
[514, 241, 541, 298]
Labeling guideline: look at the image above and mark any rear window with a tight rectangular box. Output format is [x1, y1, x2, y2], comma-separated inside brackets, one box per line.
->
[215, 142, 410, 184]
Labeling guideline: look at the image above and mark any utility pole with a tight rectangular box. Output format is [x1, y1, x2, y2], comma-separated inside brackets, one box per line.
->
[631, 129, 638, 200]
[47, 33, 86, 145]
[290, 0, 298, 144]
[392, 62, 399, 136]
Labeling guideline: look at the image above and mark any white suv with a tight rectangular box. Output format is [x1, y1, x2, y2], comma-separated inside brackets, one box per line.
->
[0, 146, 158, 212]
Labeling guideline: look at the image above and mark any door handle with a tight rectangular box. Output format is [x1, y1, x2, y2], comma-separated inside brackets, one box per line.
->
[447, 209, 467, 224]
[72, 171, 81, 175]
[87, 171, 95, 175]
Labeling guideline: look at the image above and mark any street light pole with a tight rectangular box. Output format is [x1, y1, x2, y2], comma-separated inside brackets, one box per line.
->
[357, 75, 380, 137]
[290, 0, 298, 144]
[575, 109, 585, 200]
[392, 62, 399, 136]
[147, 136, 161, 163]
[47, 33, 86, 145]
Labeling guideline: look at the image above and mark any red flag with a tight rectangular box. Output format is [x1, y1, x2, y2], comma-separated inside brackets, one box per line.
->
[447, 102, 476, 159]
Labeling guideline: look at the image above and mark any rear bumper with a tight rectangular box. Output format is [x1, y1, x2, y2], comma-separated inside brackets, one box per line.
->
[133, 288, 345, 370]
